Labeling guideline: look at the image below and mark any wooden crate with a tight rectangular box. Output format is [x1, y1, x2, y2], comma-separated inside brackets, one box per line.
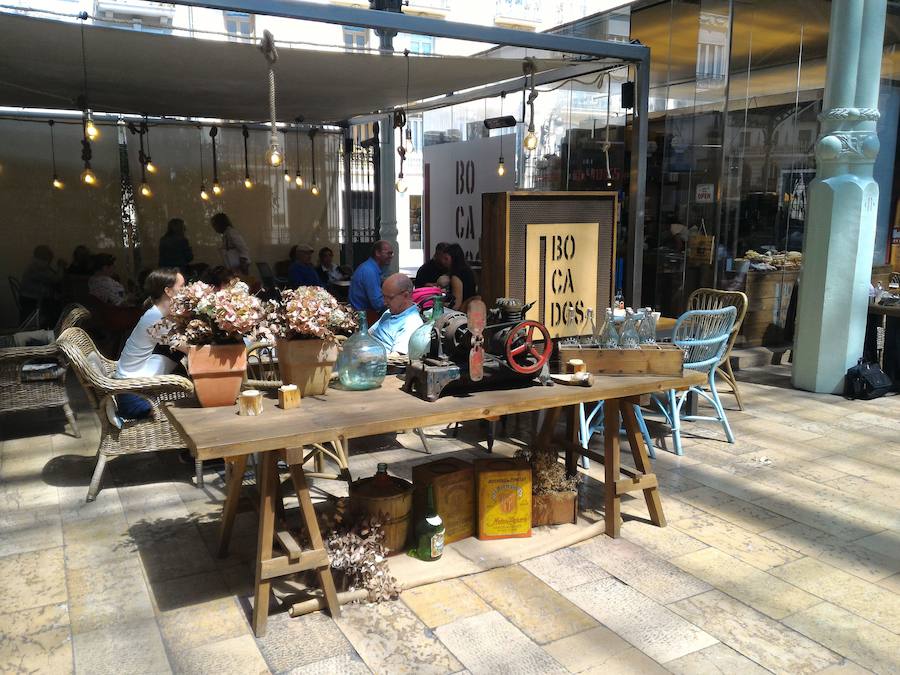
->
[532, 491, 577, 527]
[475, 458, 532, 540]
[412, 457, 474, 545]
[559, 344, 683, 377]
[740, 269, 799, 347]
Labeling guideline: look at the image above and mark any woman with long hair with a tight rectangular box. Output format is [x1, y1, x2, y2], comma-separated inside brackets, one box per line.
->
[446, 243, 478, 310]
[114, 268, 185, 418]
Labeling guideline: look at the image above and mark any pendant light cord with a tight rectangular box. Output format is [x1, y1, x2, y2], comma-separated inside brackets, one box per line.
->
[48, 120, 57, 173]
[79, 14, 89, 104]
[198, 126, 205, 182]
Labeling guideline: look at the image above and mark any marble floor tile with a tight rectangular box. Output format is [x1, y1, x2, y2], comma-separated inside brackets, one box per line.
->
[62, 512, 136, 570]
[0, 546, 67, 615]
[57, 483, 126, 523]
[519, 548, 609, 593]
[669, 590, 841, 674]
[169, 634, 270, 675]
[462, 565, 597, 644]
[752, 495, 883, 543]
[760, 522, 900, 582]
[0, 603, 73, 675]
[72, 617, 170, 675]
[156, 573, 249, 654]
[256, 610, 359, 673]
[672, 511, 802, 570]
[877, 573, 900, 595]
[675, 463, 777, 503]
[575, 536, 711, 604]
[674, 486, 790, 533]
[670, 547, 820, 620]
[853, 529, 900, 559]
[0, 477, 59, 510]
[561, 577, 718, 663]
[0, 503, 63, 558]
[284, 653, 372, 675]
[542, 625, 635, 673]
[771, 557, 900, 633]
[620, 517, 709, 560]
[400, 579, 490, 629]
[783, 602, 900, 675]
[337, 600, 462, 675]
[434, 610, 566, 675]
[664, 642, 771, 675]
[67, 557, 155, 634]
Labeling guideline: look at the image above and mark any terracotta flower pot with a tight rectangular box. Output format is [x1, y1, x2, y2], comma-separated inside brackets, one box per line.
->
[188, 343, 247, 407]
[276, 337, 339, 397]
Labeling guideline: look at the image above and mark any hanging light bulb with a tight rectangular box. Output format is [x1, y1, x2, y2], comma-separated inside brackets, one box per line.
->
[212, 180, 223, 196]
[200, 184, 210, 201]
[140, 182, 153, 198]
[265, 139, 283, 167]
[404, 127, 414, 154]
[524, 127, 538, 151]
[244, 176, 253, 189]
[308, 128, 319, 196]
[311, 184, 320, 196]
[497, 91, 508, 178]
[395, 175, 408, 193]
[48, 120, 63, 190]
[145, 159, 157, 174]
[81, 165, 97, 186]
[497, 156, 506, 176]
[52, 175, 64, 190]
[85, 113, 99, 141]
[283, 168, 292, 183]
[293, 171, 302, 187]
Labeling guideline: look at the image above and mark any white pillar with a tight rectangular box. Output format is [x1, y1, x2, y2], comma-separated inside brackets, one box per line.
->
[379, 114, 399, 274]
[792, 0, 887, 393]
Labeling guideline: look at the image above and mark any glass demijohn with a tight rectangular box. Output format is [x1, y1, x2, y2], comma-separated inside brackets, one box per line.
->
[337, 311, 388, 390]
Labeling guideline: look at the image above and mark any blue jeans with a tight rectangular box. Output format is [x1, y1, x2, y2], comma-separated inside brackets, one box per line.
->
[116, 393, 152, 419]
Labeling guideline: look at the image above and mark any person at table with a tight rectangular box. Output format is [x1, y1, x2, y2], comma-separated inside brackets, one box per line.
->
[446, 243, 478, 310]
[19, 245, 65, 325]
[415, 242, 451, 288]
[67, 245, 94, 276]
[317, 246, 348, 285]
[349, 240, 394, 313]
[211, 212, 251, 275]
[115, 268, 186, 418]
[88, 254, 127, 306]
[370, 273, 423, 355]
[288, 244, 322, 287]
[158, 218, 194, 272]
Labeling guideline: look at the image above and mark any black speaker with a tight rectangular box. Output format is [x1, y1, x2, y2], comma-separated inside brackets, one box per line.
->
[621, 81, 635, 110]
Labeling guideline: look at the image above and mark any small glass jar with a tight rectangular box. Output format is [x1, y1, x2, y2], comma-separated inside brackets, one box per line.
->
[337, 311, 387, 390]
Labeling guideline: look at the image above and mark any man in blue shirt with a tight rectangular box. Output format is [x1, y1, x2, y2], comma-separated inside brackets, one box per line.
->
[349, 240, 394, 312]
[370, 273, 423, 355]
[288, 244, 322, 287]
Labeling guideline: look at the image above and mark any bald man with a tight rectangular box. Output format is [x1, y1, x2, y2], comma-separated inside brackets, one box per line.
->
[369, 273, 423, 355]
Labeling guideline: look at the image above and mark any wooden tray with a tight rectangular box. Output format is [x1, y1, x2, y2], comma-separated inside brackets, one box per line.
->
[559, 343, 684, 377]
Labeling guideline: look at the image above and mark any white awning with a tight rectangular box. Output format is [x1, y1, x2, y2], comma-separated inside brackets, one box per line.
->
[0, 12, 582, 123]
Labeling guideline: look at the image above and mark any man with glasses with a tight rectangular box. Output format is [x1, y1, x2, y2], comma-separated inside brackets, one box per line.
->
[370, 273, 423, 355]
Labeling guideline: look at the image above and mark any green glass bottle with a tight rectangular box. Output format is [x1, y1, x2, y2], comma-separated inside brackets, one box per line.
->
[407, 297, 444, 363]
[415, 484, 445, 561]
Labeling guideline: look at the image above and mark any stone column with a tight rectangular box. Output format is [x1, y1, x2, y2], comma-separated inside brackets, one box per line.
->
[792, 0, 887, 394]
[379, 114, 400, 274]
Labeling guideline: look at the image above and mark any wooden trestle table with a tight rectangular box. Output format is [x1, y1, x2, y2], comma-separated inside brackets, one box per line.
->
[166, 370, 704, 636]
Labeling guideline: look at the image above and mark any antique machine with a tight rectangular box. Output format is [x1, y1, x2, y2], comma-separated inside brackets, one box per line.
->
[404, 298, 553, 401]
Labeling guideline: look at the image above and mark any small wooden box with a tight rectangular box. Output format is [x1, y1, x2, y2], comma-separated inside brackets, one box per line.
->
[532, 491, 578, 527]
[559, 343, 684, 376]
[475, 458, 532, 540]
[412, 457, 474, 544]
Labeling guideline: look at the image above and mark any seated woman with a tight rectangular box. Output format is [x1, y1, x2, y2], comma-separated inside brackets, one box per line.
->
[446, 243, 478, 311]
[115, 268, 185, 419]
[88, 254, 128, 306]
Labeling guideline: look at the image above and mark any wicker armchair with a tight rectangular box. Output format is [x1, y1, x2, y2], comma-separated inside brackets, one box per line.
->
[243, 341, 281, 391]
[687, 288, 749, 410]
[0, 304, 90, 437]
[56, 327, 198, 502]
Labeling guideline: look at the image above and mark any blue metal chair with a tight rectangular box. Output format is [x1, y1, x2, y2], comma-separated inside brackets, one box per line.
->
[578, 401, 655, 467]
[655, 306, 737, 455]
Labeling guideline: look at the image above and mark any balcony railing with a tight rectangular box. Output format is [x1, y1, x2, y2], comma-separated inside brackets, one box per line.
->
[94, 1, 176, 26]
[494, 0, 541, 28]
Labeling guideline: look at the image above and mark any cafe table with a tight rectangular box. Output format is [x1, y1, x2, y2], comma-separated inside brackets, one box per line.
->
[166, 370, 704, 636]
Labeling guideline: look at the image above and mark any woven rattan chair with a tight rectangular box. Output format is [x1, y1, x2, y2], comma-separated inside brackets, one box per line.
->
[687, 288, 748, 410]
[0, 304, 90, 437]
[57, 326, 198, 502]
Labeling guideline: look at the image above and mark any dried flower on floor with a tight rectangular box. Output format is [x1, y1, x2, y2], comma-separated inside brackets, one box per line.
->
[515, 447, 580, 495]
[324, 507, 401, 603]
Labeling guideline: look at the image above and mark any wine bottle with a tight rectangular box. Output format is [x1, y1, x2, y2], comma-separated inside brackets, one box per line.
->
[415, 484, 445, 561]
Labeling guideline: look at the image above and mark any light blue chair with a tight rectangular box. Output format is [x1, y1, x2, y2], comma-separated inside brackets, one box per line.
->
[655, 306, 737, 455]
[578, 401, 655, 467]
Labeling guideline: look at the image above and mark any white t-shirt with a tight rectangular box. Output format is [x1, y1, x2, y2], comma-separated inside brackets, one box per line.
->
[221, 226, 251, 271]
[116, 305, 178, 379]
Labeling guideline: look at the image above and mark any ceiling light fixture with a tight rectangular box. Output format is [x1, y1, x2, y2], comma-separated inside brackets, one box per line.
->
[308, 128, 320, 196]
[77, 13, 100, 142]
[396, 49, 411, 192]
[523, 58, 538, 152]
[198, 125, 209, 201]
[48, 120, 63, 189]
[497, 91, 507, 177]
[260, 30, 283, 167]
[144, 116, 157, 173]
[242, 124, 253, 189]
[294, 117, 304, 187]
[210, 125, 222, 196]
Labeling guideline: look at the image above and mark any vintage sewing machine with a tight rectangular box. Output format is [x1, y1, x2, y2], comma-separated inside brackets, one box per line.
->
[403, 298, 553, 401]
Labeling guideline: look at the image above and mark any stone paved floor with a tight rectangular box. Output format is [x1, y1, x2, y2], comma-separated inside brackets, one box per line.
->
[1, 365, 900, 674]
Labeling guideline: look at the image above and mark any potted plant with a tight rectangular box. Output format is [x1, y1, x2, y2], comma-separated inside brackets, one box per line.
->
[515, 447, 580, 527]
[273, 287, 357, 396]
[154, 279, 275, 407]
